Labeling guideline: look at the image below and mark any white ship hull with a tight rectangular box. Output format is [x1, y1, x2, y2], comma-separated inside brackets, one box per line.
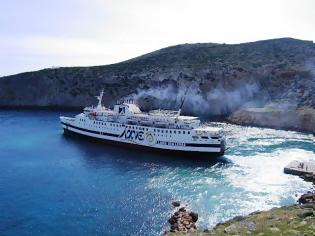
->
[60, 115, 225, 156]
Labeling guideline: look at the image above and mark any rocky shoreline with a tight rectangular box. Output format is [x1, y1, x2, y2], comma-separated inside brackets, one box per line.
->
[290, 163, 315, 205]
[1, 38, 315, 134]
[166, 169, 315, 235]
[228, 107, 315, 134]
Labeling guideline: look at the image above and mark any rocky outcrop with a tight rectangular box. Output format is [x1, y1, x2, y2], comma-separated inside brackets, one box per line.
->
[228, 106, 315, 134]
[0, 38, 315, 132]
[301, 173, 315, 183]
[209, 204, 315, 235]
[167, 204, 315, 235]
[166, 202, 198, 234]
[298, 192, 315, 204]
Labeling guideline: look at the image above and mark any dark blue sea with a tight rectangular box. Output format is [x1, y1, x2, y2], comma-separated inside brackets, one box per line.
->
[0, 111, 314, 236]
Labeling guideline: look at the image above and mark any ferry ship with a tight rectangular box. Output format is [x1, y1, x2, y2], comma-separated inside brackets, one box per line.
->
[60, 91, 226, 156]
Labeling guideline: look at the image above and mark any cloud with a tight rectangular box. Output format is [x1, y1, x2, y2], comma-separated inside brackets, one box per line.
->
[1, 0, 315, 76]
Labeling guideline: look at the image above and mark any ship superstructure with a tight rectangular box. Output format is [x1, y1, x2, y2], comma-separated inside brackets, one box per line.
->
[60, 91, 226, 156]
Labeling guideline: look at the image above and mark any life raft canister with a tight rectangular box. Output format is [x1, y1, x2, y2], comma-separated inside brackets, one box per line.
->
[145, 132, 154, 143]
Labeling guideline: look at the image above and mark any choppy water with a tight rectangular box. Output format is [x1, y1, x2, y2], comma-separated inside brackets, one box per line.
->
[0, 111, 314, 236]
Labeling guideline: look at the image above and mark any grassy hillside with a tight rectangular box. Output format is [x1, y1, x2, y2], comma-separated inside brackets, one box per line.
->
[0, 38, 314, 119]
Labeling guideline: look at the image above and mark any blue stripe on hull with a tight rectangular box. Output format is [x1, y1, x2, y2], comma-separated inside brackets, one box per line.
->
[61, 122, 119, 137]
[61, 122, 223, 150]
[63, 128, 224, 157]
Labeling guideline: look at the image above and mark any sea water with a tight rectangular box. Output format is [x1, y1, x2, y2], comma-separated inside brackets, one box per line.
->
[0, 111, 314, 235]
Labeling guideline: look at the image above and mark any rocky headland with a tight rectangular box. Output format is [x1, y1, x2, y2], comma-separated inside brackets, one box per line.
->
[228, 106, 315, 134]
[1, 38, 315, 133]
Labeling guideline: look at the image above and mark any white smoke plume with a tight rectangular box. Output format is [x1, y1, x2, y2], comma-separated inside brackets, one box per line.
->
[131, 82, 260, 117]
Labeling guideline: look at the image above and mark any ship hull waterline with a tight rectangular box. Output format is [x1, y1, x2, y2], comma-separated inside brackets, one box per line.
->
[62, 125, 225, 158]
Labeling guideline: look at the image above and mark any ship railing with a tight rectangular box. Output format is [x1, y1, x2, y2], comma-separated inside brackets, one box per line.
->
[61, 117, 75, 122]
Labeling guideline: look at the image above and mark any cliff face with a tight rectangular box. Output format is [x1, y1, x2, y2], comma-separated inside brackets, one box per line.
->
[1, 38, 315, 125]
[228, 107, 315, 133]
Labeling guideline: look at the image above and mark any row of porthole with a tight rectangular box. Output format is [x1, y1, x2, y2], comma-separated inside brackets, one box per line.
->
[154, 129, 190, 135]
[81, 122, 118, 131]
[125, 125, 149, 131]
[84, 119, 191, 135]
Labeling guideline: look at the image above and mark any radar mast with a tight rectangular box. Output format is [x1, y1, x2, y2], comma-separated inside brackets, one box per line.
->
[96, 89, 104, 109]
[177, 85, 191, 117]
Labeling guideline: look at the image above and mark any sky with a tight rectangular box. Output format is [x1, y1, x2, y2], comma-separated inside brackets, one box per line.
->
[1, 0, 315, 76]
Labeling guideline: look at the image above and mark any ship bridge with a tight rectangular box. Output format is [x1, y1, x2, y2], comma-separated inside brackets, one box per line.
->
[82, 92, 201, 130]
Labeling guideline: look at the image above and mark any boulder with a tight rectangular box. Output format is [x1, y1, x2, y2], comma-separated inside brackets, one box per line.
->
[172, 201, 181, 207]
[298, 192, 315, 204]
[178, 207, 186, 212]
[168, 216, 177, 225]
[189, 212, 199, 222]
[166, 205, 198, 233]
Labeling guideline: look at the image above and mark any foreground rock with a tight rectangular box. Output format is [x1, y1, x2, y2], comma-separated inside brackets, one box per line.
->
[167, 204, 315, 235]
[167, 161, 315, 235]
[166, 202, 198, 234]
[298, 192, 315, 204]
[166, 168, 315, 236]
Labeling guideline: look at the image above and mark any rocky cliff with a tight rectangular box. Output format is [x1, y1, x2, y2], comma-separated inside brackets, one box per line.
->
[1, 38, 314, 131]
